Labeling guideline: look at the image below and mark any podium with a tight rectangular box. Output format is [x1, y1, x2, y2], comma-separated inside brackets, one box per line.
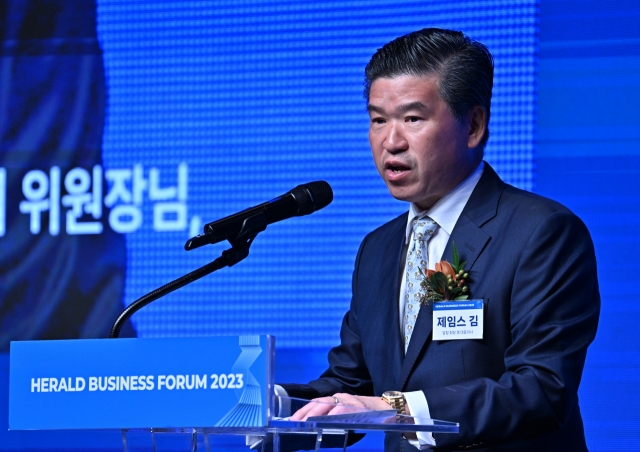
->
[9, 336, 459, 451]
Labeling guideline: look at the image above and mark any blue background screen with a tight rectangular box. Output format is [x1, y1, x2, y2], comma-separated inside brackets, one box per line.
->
[0, 1, 638, 450]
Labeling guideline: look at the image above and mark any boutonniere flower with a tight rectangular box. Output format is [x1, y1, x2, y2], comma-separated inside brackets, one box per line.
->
[419, 243, 470, 305]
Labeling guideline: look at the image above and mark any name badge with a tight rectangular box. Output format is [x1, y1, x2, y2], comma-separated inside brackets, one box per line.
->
[432, 300, 484, 340]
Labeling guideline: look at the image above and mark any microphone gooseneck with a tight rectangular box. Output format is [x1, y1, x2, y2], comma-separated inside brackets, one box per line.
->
[112, 181, 333, 338]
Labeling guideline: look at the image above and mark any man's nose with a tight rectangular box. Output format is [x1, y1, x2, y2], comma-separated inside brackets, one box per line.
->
[384, 122, 408, 153]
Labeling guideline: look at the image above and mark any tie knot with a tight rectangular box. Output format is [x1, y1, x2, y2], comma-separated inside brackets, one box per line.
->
[412, 216, 437, 238]
[410, 216, 437, 251]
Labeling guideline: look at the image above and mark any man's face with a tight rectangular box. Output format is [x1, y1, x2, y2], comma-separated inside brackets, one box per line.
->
[368, 75, 482, 210]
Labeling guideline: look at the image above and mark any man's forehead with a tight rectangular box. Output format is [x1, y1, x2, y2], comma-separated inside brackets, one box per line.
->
[367, 75, 442, 112]
[369, 74, 440, 95]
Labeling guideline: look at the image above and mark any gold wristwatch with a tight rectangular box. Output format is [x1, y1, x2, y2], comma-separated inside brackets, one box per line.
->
[381, 390, 406, 415]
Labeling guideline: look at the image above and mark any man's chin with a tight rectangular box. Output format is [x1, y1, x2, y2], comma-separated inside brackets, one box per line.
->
[386, 188, 437, 211]
[386, 187, 419, 204]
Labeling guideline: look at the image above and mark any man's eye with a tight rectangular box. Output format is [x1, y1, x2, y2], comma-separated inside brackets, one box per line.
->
[371, 118, 385, 124]
[406, 116, 421, 123]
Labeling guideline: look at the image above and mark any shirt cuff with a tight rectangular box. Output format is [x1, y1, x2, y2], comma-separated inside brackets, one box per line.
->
[274, 384, 288, 397]
[404, 390, 436, 449]
[247, 385, 291, 449]
[274, 384, 290, 417]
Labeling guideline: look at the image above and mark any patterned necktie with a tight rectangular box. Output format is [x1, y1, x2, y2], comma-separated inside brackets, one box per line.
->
[403, 216, 438, 352]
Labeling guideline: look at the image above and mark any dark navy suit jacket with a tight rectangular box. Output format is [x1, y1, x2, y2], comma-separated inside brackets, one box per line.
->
[282, 164, 600, 451]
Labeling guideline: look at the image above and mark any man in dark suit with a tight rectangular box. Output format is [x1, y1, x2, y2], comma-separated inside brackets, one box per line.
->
[282, 28, 600, 451]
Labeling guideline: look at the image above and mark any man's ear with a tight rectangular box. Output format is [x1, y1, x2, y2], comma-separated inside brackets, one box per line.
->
[467, 105, 487, 149]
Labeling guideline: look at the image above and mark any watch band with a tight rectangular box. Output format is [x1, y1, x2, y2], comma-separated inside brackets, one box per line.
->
[381, 390, 406, 415]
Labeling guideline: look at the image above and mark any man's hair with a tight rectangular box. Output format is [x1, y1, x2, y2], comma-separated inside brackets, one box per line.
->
[364, 28, 494, 148]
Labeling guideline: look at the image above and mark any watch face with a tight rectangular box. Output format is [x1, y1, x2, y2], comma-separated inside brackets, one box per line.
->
[383, 391, 402, 398]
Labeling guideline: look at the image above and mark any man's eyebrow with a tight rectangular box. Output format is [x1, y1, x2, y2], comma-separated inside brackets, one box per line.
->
[397, 101, 428, 113]
[367, 101, 428, 115]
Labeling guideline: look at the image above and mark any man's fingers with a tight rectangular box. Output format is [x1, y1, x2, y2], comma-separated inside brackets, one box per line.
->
[328, 405, 359, 416]
[290, 397, 335, 420]
[289, 403, 313, 420]
[331, 393, 365, 409]
[289, 394, 373, 421]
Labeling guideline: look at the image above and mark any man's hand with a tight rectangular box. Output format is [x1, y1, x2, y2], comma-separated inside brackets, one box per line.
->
[289, 393, 392, 420]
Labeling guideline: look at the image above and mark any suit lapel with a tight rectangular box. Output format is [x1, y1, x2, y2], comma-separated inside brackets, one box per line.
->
[364, 214, 407, 386]
[399, 163, 504, 389]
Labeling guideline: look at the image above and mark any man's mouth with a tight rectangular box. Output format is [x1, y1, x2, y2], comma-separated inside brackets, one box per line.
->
[385, 162, 410, 173]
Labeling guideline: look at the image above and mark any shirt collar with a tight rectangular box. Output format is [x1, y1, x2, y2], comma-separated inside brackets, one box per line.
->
[404, 161, 485, 243]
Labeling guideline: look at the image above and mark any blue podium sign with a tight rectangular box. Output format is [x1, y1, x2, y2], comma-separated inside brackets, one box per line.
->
[9, 336, 274, 430]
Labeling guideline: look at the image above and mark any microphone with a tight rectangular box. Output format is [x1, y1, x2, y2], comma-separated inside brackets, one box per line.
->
[185, 181, 333, 250]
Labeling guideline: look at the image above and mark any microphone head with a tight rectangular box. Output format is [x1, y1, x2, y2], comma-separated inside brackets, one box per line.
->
[291, 181, 333, 215]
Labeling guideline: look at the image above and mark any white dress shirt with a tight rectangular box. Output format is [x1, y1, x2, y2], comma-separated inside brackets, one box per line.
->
[401, 162, 484, 449]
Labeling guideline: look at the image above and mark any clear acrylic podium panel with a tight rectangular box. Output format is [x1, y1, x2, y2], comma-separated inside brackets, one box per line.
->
[120, 396, 459, 452]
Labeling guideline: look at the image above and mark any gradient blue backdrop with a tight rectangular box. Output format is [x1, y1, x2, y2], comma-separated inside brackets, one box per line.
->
[0, 1, 638, 451]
